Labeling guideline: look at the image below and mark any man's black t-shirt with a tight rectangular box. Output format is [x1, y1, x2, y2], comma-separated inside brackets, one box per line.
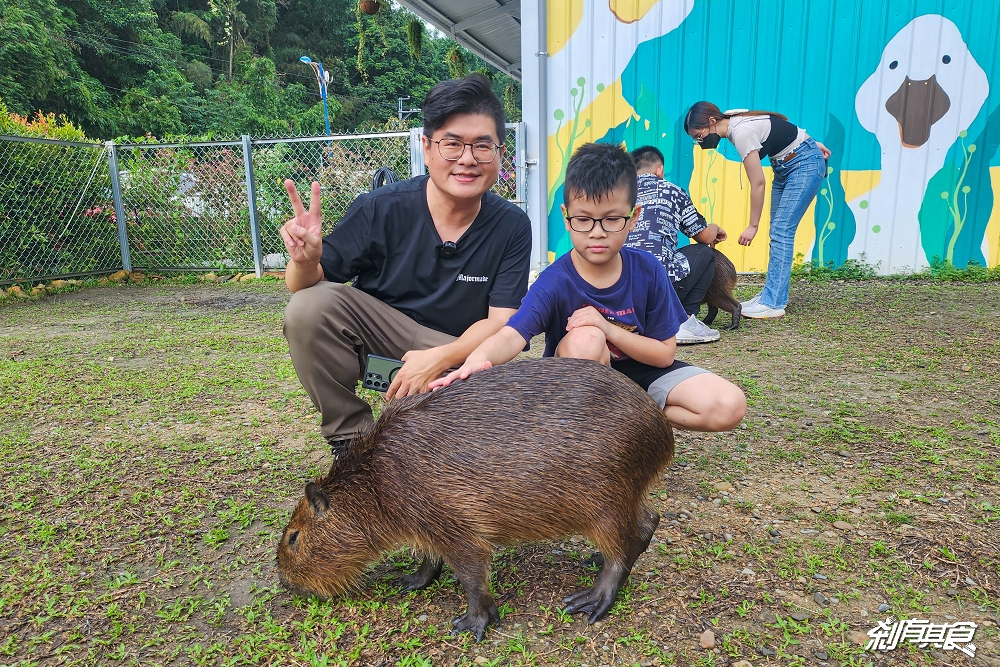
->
[319, 175, 532, 338]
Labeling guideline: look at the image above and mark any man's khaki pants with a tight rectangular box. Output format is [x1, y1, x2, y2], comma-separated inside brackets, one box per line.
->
[283, 282, 455, 443]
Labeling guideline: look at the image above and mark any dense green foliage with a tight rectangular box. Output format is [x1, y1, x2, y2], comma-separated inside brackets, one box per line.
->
[0, 0, 521, 140]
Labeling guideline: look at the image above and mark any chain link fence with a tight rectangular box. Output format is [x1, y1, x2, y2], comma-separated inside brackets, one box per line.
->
[0, 136, 118, 283]
[114, 140, 251, 271]
[0, 123, 525, 285]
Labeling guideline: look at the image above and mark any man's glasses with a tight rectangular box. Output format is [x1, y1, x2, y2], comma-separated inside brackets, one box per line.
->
[565, 213, 633, 233]
[430, 139, 500, 164]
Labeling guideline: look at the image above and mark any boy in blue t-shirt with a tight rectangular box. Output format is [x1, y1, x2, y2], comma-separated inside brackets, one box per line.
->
[431, 143, 746, 432]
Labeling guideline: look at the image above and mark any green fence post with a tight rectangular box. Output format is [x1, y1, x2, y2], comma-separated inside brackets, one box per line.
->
[105, 141, 131, 272]
[242, 135, 264, 278]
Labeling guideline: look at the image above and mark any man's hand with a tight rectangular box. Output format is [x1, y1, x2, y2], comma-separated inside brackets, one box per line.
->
[815, 141, 832, 160]
[279, 180, 324, 265]
[386, 347, 451, 400]
[693, 223, 727, 248]
[738, 225, 758, 246]
[428, 361, 493, 390]
[566, 306, 611, 334]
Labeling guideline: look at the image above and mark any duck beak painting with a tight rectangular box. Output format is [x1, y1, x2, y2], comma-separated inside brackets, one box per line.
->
[884, 74, 951, 149]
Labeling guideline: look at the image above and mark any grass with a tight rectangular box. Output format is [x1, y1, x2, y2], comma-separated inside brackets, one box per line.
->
[1, 276, 999, 665]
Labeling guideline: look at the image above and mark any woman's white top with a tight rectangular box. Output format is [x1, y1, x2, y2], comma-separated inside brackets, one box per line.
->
[726, 114, 806, 161]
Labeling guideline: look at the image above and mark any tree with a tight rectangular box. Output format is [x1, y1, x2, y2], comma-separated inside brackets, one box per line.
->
[0, 0, 518, 139]
[0, 0, 116, 135]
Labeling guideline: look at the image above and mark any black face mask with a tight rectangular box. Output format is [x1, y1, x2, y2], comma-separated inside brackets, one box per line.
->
[698, 133, 722, 150]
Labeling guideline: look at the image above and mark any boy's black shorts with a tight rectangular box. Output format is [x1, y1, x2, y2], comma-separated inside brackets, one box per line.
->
[610, 358, 709, 409]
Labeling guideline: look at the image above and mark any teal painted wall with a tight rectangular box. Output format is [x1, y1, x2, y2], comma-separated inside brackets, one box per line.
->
[545, 0, 1000, 272]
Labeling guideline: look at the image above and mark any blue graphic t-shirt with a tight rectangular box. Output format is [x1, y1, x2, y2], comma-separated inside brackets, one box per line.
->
[506, 247, 687, 359]
[625, 174, 708, 281]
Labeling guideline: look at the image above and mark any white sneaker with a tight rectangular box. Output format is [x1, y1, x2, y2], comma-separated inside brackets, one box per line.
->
[741, 301, 785, 319]
[741, 292, 762, 309]
[676, 314, 721, 344]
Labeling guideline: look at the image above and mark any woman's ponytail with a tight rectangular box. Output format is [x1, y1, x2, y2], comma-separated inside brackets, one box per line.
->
[684, 101, 788, 131]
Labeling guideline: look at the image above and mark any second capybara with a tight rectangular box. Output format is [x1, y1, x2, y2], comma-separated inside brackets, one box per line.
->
[277, 357, 675, 640]
[702, 247, 741, 330]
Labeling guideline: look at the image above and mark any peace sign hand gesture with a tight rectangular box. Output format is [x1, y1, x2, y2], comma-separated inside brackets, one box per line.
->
[279, 180, 324, 265]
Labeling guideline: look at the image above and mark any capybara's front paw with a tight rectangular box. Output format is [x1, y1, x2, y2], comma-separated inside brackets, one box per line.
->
[451, 609, 496, 642]
[563, 586, 617, 624]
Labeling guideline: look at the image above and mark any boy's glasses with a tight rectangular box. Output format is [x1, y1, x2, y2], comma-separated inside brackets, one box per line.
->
[430, 139, 501, 164]
[566, 213, 633, 233]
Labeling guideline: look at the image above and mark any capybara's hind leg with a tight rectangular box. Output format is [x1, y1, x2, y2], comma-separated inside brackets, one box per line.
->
[726, 303, 742, 330]
[564, 505, 658, 624]
[631, 503, 660, 561]
[447, 547, 500, 641]
[703, 304, 719, 326]
[399, 554, 443, 591]
[580, 504, 659, 571]
[563, 557, 629, 623]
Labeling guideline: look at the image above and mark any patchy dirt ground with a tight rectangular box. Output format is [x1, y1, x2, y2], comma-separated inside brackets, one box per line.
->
[1, 278, 998, 667]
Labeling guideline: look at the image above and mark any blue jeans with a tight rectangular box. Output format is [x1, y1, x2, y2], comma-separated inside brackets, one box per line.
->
[759, 137, 826, 309]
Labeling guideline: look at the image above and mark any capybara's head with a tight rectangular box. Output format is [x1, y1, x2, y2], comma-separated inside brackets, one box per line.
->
[277, 474, 376, 599]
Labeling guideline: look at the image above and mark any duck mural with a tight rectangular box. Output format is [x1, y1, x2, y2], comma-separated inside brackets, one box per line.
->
[543, 1, 1000, 273]
[847, 14, 989, 273]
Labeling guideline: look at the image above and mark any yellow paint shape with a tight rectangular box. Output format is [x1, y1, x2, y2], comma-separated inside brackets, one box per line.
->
[687, 150, 817, 273]
[987, 167, 1000, 267]
[547, 0, 583, 56]
[548, 79, 636, 192]
[840, 170, 881, 204]
[609, 0, 661, 23]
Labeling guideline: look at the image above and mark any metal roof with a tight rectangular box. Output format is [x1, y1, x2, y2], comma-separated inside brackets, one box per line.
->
[393, 0, 522, 80]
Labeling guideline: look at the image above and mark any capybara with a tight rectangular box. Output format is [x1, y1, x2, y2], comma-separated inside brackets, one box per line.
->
[277, 357, 675, 640]
[702, 247, 741, 330]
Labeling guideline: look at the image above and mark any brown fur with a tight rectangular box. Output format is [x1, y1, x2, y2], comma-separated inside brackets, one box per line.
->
[702, 247, 741, 329]
[277, 357, 675, 639]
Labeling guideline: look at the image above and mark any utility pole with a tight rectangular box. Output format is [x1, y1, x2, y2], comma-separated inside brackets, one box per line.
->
[397, 96, 420, 122]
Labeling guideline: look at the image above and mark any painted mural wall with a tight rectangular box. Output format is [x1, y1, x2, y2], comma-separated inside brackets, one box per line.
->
[544, 0, 1000, 274]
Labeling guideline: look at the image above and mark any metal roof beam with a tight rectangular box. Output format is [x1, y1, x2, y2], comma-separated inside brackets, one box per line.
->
[394, 0, 522, 80]
[450, 1, 520, 35]
[394, 0, 457, 32]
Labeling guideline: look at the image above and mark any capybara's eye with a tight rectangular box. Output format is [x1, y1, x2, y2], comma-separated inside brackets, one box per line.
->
[889, 60, 898, 70]
[288, 530, 300, 547]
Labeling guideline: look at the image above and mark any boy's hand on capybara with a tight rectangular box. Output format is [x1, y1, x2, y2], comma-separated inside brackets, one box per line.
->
[428, 360, 492, 390]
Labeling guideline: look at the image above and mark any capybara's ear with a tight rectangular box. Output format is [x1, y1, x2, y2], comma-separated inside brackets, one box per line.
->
[305, 482, 330, 516]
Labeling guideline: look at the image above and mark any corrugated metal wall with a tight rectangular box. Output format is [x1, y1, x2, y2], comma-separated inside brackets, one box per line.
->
[543, 0, 1000, 274]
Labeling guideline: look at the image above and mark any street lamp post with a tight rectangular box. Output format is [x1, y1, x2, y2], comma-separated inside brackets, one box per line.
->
[300, 56, 332, 136]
